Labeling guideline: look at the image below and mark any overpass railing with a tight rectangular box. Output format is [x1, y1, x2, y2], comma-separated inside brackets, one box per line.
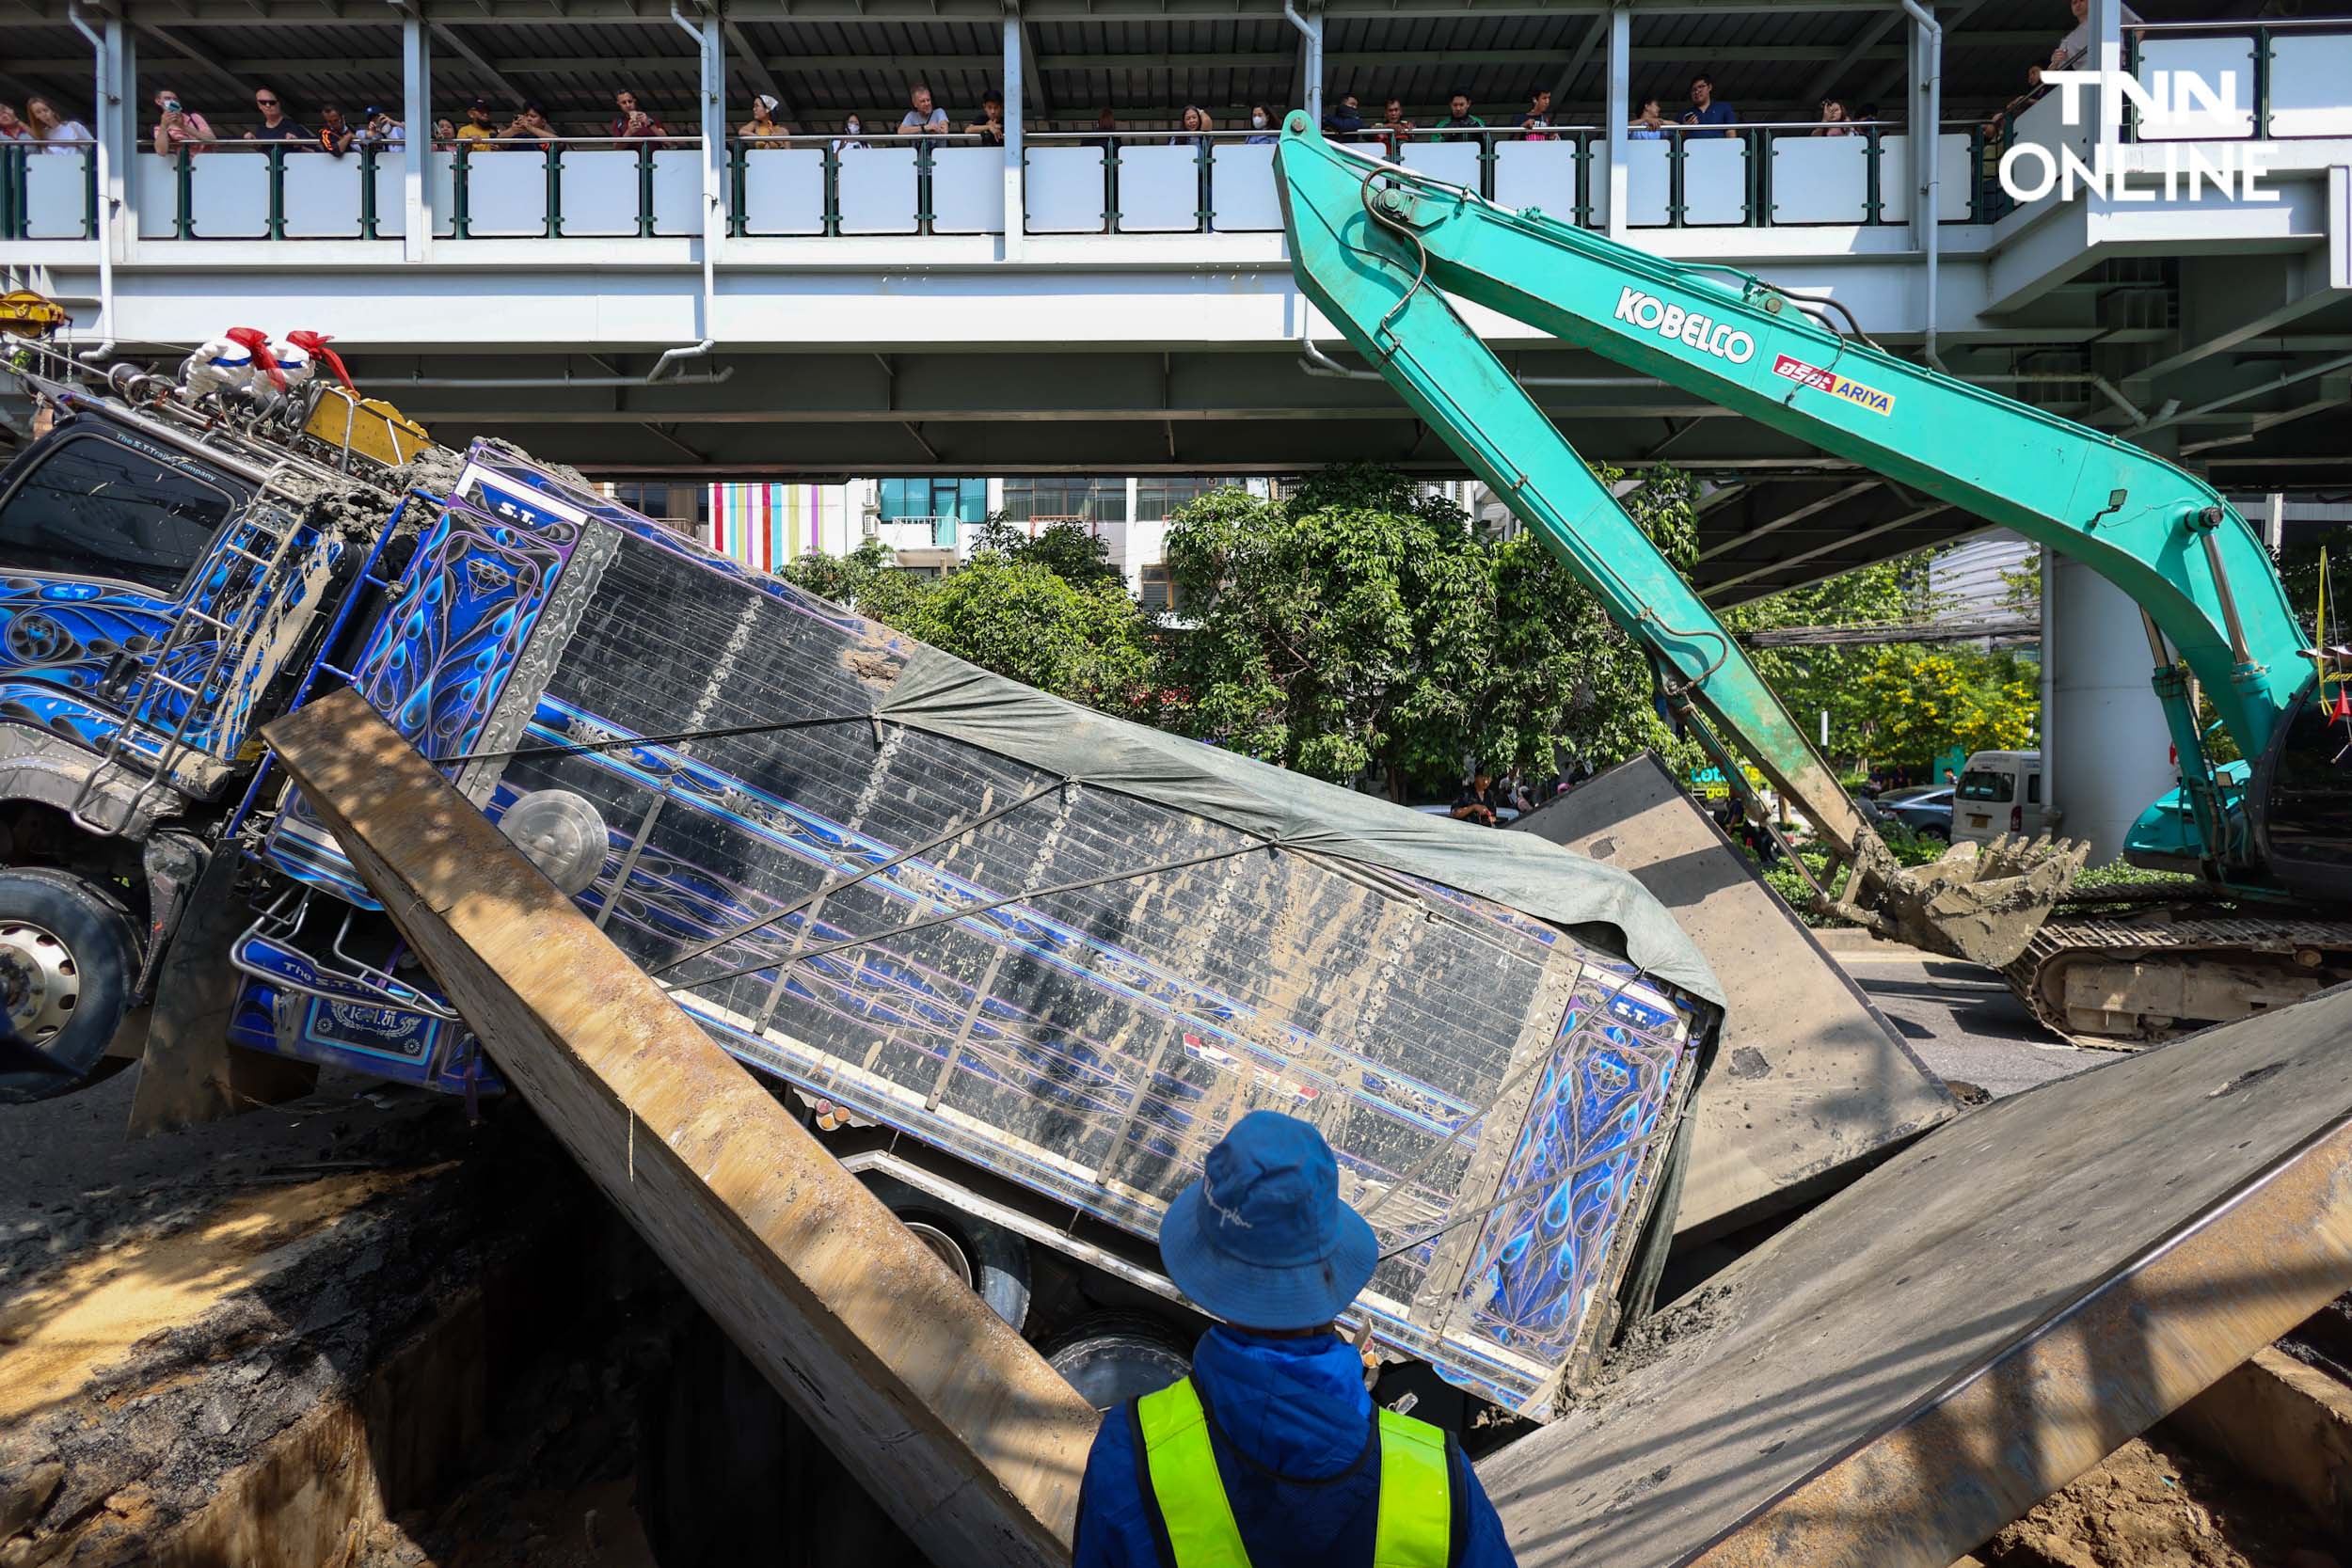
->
[0, 124, 2055, 244]
[0, 143, 100, 240]
[2125, 17, 2352, 142]
[1973, 18, 2352, 221]
[19, 80, 2349, 248]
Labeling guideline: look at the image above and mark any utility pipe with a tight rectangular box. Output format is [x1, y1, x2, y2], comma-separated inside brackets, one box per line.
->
[663, 0, 721, 381]
[369, 365, 739, 389]
[68, 4, 115, 362]
[1282, 0, 1325, 124]
[2130, 351, 2352, 436]
[1964, 372, 2146, 425]
[1899, 0, 1945, 372]
[1300, 334, 1656, 388]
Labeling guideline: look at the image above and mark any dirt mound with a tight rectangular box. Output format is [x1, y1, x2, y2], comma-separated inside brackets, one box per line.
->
[1978, 1433, 2340, 1568]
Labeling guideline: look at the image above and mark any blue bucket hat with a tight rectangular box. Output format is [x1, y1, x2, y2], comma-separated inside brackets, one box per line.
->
[1158, 1110, 1379, 1331]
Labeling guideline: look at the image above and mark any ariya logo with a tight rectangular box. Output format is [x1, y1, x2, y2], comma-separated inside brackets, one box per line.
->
[1772, 355, 1896, 417]
[1613, 288, 1756, 364]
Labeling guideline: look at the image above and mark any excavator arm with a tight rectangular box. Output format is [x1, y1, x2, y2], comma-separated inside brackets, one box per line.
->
[1275, 119, 2320, 963]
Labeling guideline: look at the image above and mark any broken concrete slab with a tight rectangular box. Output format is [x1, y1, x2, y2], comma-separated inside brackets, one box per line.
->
[1478, 983, 2352, 1568]
[263, 688, 1102, 1568]
[1514, 755, 1956, 1239]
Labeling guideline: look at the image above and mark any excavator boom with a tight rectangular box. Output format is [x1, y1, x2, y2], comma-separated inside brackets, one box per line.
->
[1275, 119, 2322, 967]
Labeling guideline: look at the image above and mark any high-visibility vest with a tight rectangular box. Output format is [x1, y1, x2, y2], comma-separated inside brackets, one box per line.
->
[1130, 1375, 1454, 1568]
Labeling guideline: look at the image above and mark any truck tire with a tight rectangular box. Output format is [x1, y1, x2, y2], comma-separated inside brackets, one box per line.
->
[1041, 1314, 1195, 1411]
[0, 868, 139, 1105]
[857, 1173, 1032, 1334]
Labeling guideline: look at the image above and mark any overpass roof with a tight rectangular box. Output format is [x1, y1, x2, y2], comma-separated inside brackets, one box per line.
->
[2, 0, 2234, 138]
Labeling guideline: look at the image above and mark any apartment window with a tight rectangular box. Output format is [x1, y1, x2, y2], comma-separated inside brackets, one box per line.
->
[1139, 562, 1178, 613]
[1000, 478, 1125, 524]
[878, 478, 987, 523]
[1134, 478, 1223, 521]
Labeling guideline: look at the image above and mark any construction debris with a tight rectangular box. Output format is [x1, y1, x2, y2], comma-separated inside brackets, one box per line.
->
[1477, 983, 2352, 1567]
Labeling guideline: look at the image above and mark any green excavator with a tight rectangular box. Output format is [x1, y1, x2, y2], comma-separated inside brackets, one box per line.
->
[1275, 119, 2352, 1043]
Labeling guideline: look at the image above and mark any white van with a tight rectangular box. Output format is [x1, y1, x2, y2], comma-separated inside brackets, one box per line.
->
[1951, 750, 2044, 846]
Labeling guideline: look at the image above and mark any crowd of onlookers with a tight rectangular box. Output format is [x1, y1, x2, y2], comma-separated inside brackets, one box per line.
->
[2, 74, 1926, 167]
[0, 0, 2169, 173]
[1322, 78, 1896, 156]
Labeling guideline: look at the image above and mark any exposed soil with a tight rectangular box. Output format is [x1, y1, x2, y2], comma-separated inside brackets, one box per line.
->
[1, 1069, 917, 1568]
[0, 1071, 581, 1565]
[1971, 1433, 2342, 1568]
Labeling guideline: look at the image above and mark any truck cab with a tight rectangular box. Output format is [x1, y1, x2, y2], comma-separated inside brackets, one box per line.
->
[0, 393, 370, 1103]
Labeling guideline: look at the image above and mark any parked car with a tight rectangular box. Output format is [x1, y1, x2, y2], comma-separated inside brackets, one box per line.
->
[1951, 750, 2045, 847]
[1864, 784, 1954, 841]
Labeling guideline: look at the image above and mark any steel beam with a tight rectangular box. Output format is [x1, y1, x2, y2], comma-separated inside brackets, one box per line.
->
[134, 20, 254, 96]
[1695, 479, 1879, 562]
[1549, 15, 1607, 106]
[722, 18, 797, 124]
[1702, 499, 1952, 597]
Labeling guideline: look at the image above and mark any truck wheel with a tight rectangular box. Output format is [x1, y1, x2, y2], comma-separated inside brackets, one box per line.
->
[0, 868, 138, 1105]
[858, 1173, 1032, 1334]
[1042, 1314, 1195, 1411]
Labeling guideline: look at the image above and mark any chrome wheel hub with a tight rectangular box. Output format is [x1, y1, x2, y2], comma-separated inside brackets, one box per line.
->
[0, 920, 79, 1049]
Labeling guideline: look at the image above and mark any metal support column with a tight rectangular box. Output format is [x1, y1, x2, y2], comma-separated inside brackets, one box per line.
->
[100, 18, 130, 266]
[698, 8, 725, 335]
[1604, 1, 1629, 239]
[1903, 0, 1943, 364]
[403, 14, 432, 260]
[1003, 11, 1025, 260]
[2088, 0, 2124, 157]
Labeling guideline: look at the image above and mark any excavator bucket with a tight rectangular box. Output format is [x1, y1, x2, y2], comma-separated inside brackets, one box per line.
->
[1859, 831, 2090, 969]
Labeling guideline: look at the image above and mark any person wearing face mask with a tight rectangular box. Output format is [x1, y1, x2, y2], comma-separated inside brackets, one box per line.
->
[834, 114, 866, 153]
[1245, 104, 1277, 145]
[1322, 91, 1367, 141]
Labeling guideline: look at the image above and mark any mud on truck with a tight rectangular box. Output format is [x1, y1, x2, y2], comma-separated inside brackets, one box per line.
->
[0, 330, 1724, 1433]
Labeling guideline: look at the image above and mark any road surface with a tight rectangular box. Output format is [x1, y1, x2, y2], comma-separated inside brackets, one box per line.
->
[1829, 943, 2108, 1100]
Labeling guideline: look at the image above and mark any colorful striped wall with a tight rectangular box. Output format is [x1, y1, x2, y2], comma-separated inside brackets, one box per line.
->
[708, 483, 851, 570]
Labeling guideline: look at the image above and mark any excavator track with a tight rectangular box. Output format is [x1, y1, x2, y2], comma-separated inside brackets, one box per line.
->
[2002, 906, 2352, 1048]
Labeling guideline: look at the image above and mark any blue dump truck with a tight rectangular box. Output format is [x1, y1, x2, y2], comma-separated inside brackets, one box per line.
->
[0, 348, 1722, 1423]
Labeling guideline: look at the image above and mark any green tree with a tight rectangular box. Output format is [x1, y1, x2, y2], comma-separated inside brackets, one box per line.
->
[1719, 561, 1915, 768]
[1162, 461, 1707, 800]
[780, 531, 1159, 720]
[967, 515, 1129, 592]
[776, 536, 899, 610]
[890, 554, 1161, 720]
[1851, 645, 2039, 765]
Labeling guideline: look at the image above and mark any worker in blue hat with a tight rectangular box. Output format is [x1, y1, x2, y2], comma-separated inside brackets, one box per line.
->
[1072, 1110, 1518, 1567]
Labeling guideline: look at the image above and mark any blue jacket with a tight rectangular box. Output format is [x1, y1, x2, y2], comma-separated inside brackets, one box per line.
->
[1071, 1328, 1518, 1568]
